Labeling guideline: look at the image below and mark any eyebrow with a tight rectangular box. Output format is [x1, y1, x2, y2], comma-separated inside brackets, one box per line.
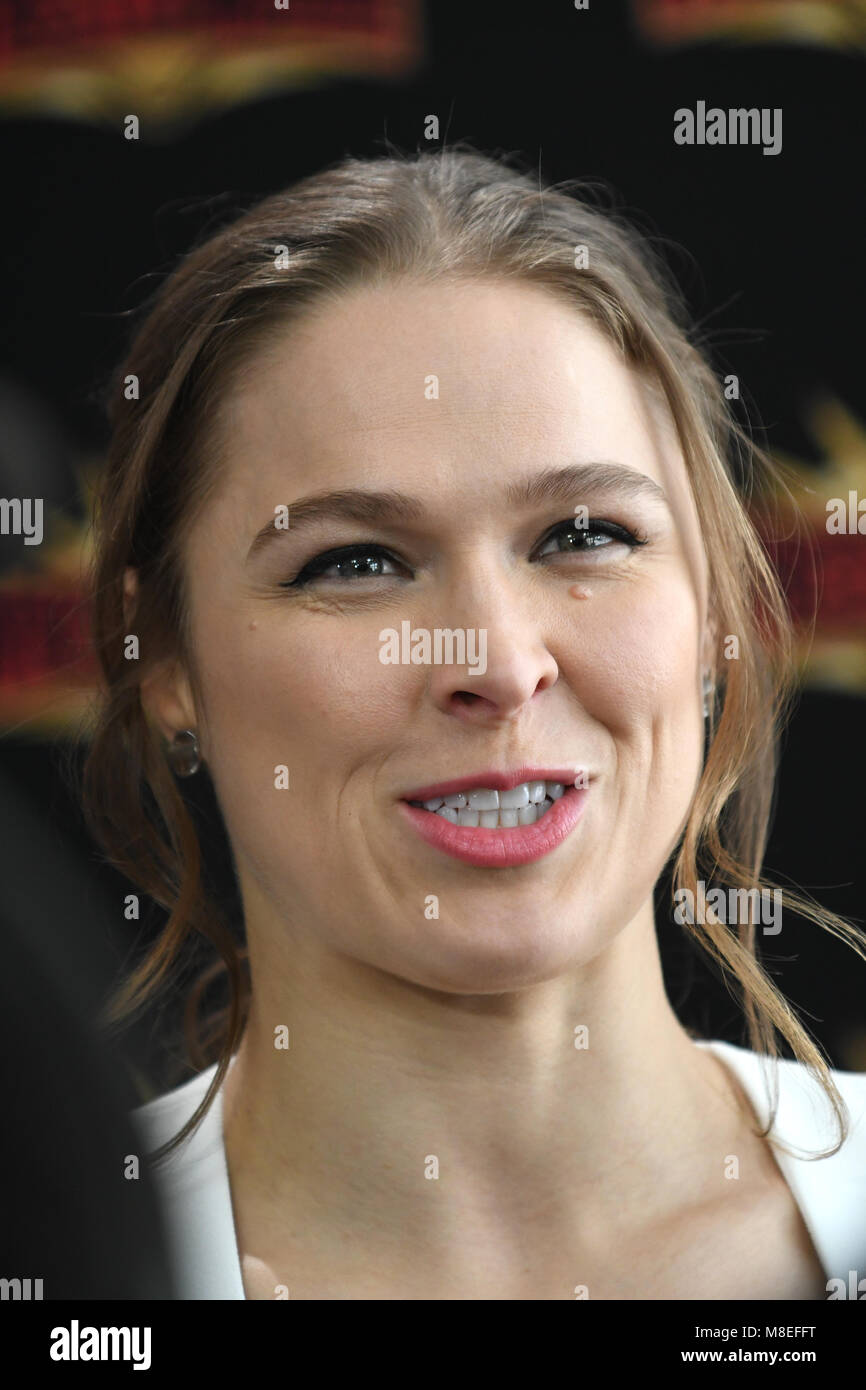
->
[245, 461, 670, 562]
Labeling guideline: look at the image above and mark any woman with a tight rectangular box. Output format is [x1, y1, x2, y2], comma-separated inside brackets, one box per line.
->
[84, 145, 866, 1300]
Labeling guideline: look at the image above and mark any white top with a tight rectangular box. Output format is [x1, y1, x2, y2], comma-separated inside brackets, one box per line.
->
[131, 1040, 866, 1299]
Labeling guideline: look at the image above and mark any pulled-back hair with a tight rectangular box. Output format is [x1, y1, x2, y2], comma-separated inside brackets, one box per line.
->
[82, 142, 866, 1161]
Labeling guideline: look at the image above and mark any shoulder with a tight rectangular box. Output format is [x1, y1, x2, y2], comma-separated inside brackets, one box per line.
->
[698, 1038, 866, 1152]
[698, 1039, 866, 1279]
[131, 1063, 223, 1179]
[130, 1061, 244, 1298]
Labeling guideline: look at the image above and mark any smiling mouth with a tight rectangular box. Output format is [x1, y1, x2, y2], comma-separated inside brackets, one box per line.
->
[407, 779, 568, 830]
[400, 779, 588, 867]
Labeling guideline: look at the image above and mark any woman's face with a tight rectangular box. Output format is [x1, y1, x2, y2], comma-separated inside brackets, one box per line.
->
[168, 278, 712, 991]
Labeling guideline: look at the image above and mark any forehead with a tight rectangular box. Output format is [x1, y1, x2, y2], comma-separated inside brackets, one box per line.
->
[222, 277, 678, 466]
[201, 277, 696, 553]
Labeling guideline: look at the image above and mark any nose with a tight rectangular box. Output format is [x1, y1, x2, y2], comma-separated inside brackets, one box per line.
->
[424, 576, 559, 726]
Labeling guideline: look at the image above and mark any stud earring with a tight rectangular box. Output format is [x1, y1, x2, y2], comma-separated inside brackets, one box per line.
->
[702, 671, 715, 721]
[167, 729, 200, 777]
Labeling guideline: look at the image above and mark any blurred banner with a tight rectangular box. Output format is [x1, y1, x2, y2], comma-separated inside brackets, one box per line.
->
[633, 0, 866, 48]
[0, 0, 421, 126]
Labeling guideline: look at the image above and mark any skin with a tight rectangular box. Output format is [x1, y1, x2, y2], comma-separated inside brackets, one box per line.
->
[142, 278, 826, 1299]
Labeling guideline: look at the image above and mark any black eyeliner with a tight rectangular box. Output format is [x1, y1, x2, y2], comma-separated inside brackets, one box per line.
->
[533, 518, 649, 556]
[281, 543, 401, 589]
[283, 516, 649, 589]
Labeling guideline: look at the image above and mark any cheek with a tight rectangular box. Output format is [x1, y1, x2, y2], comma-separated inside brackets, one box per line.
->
[192, 606, 412, 772]
[557, 577, 706, 900]
[187, 607, 411, 898]
[560, 575, 703, 744]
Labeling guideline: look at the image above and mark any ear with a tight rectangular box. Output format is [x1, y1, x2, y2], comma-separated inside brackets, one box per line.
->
[141, 659, 198, 745]
[124, 567, 198, 741]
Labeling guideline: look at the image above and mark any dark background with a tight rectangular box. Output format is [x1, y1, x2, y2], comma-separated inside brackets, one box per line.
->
[0, 0, 864, 1097]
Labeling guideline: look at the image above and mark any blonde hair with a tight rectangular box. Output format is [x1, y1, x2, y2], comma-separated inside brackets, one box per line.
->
[83, 142, 866, 1161]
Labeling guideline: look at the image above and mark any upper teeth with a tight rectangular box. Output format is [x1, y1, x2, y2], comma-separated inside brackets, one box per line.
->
[410, 780, 566, 828]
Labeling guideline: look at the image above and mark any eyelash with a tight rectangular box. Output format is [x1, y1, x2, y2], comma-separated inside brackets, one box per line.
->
[281, 518, 649, 589]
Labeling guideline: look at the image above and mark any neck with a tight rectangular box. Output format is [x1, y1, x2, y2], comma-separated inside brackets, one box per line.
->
[221, 899, 740, 1284]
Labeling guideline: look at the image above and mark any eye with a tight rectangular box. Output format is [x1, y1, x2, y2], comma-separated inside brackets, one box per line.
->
[532, 517, 648, 560]
[282, 544, 406, 589]
[282, 517, 648, 590]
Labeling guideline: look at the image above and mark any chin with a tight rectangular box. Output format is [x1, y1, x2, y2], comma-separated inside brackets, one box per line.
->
[389, 917, 602, 995]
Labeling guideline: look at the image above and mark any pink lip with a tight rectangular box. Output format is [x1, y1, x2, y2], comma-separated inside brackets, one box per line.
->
[401, 768, 585, 802]
[398, 785, 590, 867]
